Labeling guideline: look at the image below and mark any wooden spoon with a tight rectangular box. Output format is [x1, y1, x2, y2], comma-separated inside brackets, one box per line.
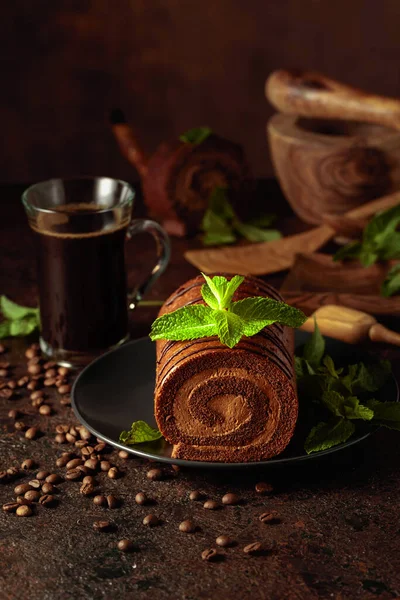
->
[301, 304, 400, 346]
[265, 69, 400, 131]
[185, 190, 400, 275]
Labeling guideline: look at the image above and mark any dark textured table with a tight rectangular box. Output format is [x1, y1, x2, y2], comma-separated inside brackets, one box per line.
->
[1, 183, 400, 600]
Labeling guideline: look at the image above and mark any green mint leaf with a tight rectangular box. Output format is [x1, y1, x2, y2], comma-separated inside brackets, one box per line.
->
[201, 283, 220, 310]
[201, 273, 244, 310]
[179, 126, 212, 145]
[322, 355, 342, 379]
[364, 204, 400, 248]
[150, 305, 218, 341]
[231, 297, 306, 337]
[1, 296, 39, 321]
[368, 399, 400, 430]
[0, 321, 11, 339]
[381, 263, 400, 297]
[349, 361, 391, 394]
[342, 396, 374, 420]
[359, 247, 379, 267]
[233, 220, 281, 243]
[119, 421, 162, 445]
[379, 232, 400, 260]
[9, 317, 39, 337]
[333, 241, 362, 262]
[304, 417, 355, 454]
[215, 310, 244, 348]
[321, 390, 345, 417]
[202, 211, 236, 246]
[247, 214, 277, 228]
[208, 187, 235, 220]
[303, 319, 325, 367]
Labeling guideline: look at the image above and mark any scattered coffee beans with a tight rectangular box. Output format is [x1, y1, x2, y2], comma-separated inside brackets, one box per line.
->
[82, 475, 95, 485]
[17, 376, 29, 387]
[14, 421, 26, 431]
[24, 490, 41, 502]
[55, 433, 66, 444]
[204, 500, 219, 510]
[21, 459, 35, 470]
[106, 495, 119, 509]
[100, 461, 111, 472]
[216, 535, 234, 548]
[45, 474, 63, 484]
[39, 404, 52, 416]
[14, 483, 32, 495]
[189, 490, 203, 501]
[118, 450, 130, 459]
[243, 542, 263, 555]
[17, 496, 31, 505]
[58, 366, 69, 377]
[58, 384, 71, 395]
[135, 492, 149, 506]
[16, 505, 33, 517]
[55, 424, 69, 434]
[32, 397, 45, 408]
[3, 502, 19, 513]
[93, 520, 112, 532]
[147, 468, 163, 481]
[66, 468, 82, 481]
[25, 427, 38, 440]
[93, 495, 107, 507]
[117, 539, 134, 552]
[27, 380, 39, 391]
[28, 364, 42, 375]
[84, 459, 99, 471]
[80, 482, 95, 496]
[201, 548, 218, 562]
[66, 458, 83, 470]
[25, 348, 38, 359]
[0, 388, 13, 399]
[222, 493, 240, 505]
[41, 482, 55, 494]
[107, 467, 119, 479]
[143, 514, 160, 527]
[36, 471, 50, 481]
[28, 479, 41, 489]
[255, 481, 274, 495]
[39, 494, 56, 507]
[7, 467, 19, 478]
[179, 520, 196, 533]
[259, 512, 280, 524]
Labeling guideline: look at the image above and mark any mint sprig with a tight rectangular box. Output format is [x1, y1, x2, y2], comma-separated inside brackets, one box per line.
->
[296, 322, 394, 453]
[150, 273, 306, 349]
[333, 204, 400, 269]
[202, 187, 281, 246]
[119, 421, 162, 445]
[179, 126, 212, 145]
[0, 296, 40, 339]
[381, 263, 400, 297]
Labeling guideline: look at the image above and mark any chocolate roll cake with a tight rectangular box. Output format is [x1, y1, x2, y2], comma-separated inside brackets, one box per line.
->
[154, 275, 298, 462]
[142, 134, 252, 236]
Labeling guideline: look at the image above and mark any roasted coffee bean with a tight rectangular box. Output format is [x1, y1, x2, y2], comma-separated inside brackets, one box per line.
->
[55, 433, 66, 444]
[0, 388, 13, 399]
[179, 520, 196, 533]
[106, 495, 119, 509]
[94, 442, 106, 453]
[93, 520, 112, 532]
[25, 427, 38, 440]
[3, 502, 19, 513]
[65, 433, 77, 443]
[55, 424, 69, 434]
[135, 492, 150, 506]
[27, 380, 39, 391]
[41, 482, 55, 494]
[216, 535, 234, 548]
[56, 456, 70, 468]
[76, 465, 90, 475]
[8, 409, 18, 419]
[222, 493, 240, 506]
[27, 357, 41, 367]
[255, 481, 274, 495]
[31, 373, 45, 381]
[0, 368, 8, 377]
[259, 512, 280, 524]
[16, 504, 33, 517]
[0, 361, 10, 368]
[100, 461, 111, 472]
[25, 348, 38, 359]
[0, 343, 6, 353]
[81, 446, 94, 457]
[66, 458, 83, 470]
[79, 427, 91, 441]
[117, 539, 134, 552]
[143, 514, 160, 527]
[58, 384, 71, 395]
[14, 483, 33, 495]
[36, 470, 50, 481]
[39, 494, 56, 507]
[60, 396, 71, 406]
[24, 490, 41, 502]
[46, 474, 63, 484]
[14, 421, 26, 431]
[28, 364, 42, 375]
[21, 459, 35, 470]
[32, 397, 45, 408]
[17, 376, 29, 387]
[0, 471, 8, 483]
[45, 368, 57, 378]
[44, 378, 57, 387]
[147, 468, 163, 481]
[17, 496, 31, 505]
[75, 440, 88, 449]
[28, 479, 41, 489]
[107, 467, 119, 479]
[201, 548, 218, 562]
[243, 542, 263, 555]
[204, 500, 219, 510]
[7, 467, 19, 478]
[7, 380, 17, 390]
[82, 475, 95, 485]
[57, 366, 69, 377]
[43, 361, 56, 369]
[80, 482, 95, 496]
[65, 468, 82, 481]
[84, 459, 99, 471]
[39, 404, 52, 416]
[93, 495, 107, 507]
[171, 464, 180, 473]
[118, 450, 129, 459]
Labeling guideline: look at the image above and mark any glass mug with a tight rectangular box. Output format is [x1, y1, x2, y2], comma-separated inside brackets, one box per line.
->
[22, 177, 170, 367]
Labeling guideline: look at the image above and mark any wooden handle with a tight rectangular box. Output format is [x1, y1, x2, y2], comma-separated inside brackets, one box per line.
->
[369, 323, 400, 346]
[266, 69, 400, 131]
[344, 189, 400, 220]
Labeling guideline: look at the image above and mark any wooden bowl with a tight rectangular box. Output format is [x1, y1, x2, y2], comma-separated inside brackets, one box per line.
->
[267, 114, 400, 224]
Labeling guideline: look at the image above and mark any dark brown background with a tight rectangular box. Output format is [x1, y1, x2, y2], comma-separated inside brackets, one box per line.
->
[2, 0, 400, 183]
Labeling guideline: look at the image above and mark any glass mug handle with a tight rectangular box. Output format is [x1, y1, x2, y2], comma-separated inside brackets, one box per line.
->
[126, 219, 171, 310]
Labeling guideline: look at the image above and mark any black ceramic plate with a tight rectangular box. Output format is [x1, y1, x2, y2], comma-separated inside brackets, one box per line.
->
[71, 332, 398, 469]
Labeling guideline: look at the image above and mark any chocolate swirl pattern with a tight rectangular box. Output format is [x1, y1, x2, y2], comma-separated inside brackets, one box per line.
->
[142, 134, 252, 236]
[154, 275, 298, 462]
